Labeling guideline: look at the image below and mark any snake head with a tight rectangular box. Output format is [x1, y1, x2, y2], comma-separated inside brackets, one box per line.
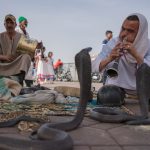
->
[80, 47, 92, 54]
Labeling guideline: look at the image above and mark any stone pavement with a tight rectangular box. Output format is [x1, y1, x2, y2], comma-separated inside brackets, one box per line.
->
[0, 81, 150, 150]
[44, 81, 150, 150]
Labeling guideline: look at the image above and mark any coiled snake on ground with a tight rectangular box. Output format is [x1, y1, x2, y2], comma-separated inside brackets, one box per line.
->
[0, 47, 92, 150]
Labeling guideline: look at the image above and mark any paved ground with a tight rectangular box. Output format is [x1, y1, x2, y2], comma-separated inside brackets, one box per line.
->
[45, 81, 150, 150]
[1, 81, 150, 150]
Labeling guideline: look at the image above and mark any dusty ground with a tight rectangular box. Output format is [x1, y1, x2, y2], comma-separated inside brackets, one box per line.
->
[0, 81, 150, 150]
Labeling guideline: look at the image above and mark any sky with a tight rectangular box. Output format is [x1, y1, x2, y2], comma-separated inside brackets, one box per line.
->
[0, 0, 150, 63]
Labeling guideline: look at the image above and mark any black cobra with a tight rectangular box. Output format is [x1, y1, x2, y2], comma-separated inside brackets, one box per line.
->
[0, 47, 92, 150]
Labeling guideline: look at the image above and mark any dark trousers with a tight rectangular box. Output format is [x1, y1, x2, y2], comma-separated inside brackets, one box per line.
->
[17, 71, 26, 86]
[25, 80, 33, 87]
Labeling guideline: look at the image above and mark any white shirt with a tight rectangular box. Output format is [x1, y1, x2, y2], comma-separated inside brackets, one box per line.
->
[16, 27, 30, 39]
[92, 37, 150, 91]
[92, 13, 150, 91]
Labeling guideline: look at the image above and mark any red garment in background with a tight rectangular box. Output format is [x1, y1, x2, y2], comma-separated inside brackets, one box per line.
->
[54, 60, 63, 69]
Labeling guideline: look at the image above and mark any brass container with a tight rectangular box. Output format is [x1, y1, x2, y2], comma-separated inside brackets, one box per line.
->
[16, 35, 38, 58]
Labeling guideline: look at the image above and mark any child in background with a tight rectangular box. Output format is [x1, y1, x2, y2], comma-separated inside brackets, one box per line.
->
[36, 47, 47, 84]
[46, 51, 55, 83]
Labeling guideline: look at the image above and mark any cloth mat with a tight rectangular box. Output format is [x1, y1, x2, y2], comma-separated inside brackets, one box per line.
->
[0, 97, 97, 122]
[0, 97, 134, 123]
[0, 77, 22, 101]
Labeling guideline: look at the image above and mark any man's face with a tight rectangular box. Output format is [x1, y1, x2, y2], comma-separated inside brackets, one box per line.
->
[49, 52, 53, 57]
[106, 33, 113, 40]
[119, 19, 139, 43]
[4, 18, 16, 33]
[20, 20, 28, 29]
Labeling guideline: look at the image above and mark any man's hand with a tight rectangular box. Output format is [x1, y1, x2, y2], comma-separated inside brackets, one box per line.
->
[0, 55, 17, 62]
[122, 41, 143, 64]
[122, 41, 136, 56]
[108, 43, 123, 62]
[36, 41, 43, 49]
[99, 43, 123, 71]
[20, 24, 26, 31]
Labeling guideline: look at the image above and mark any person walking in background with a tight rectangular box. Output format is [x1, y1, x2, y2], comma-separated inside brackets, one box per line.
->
[16, 16, 29, 39]
[36, 49, 46, 84]
[54, 59, 63, 81]
[102, 30, 113, 45]
[16, 16, 34, 87]
[101, 30, 113, 84]
[54, 59, 63, 78]
[46, 51, 55, 83]
[36, 47, 48, 84]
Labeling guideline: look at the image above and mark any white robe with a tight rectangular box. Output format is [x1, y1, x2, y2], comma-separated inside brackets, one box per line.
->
[16, 26, 33, 80]
[92, 13, 150, 91]
[16, 27, 30, 39]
